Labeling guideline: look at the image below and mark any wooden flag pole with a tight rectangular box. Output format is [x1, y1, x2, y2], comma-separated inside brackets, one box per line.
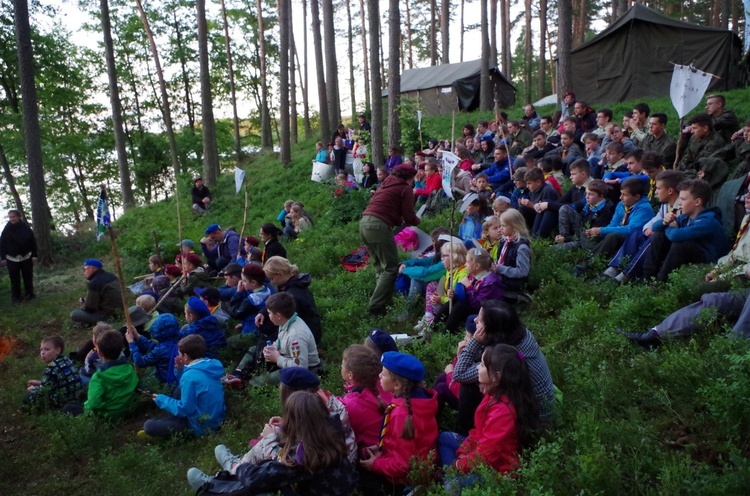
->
[107, 224, 133, 328]
[672, 117, 685, 169]
[237, 176, 249, 258]
[152, 229, 161, 259]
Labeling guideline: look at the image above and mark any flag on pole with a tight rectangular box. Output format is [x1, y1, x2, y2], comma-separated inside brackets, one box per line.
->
[669, 64, 713, 119]
[234, 167, 246, 194]
[744, 0, 750, 54]
[441, 151, 460, 200]
[417, 111, 423, 131]
[96, 186, 111, 241]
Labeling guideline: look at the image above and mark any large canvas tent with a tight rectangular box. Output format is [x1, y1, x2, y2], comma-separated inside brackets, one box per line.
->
[382, 60, 516, 116]
[570, 4, 746, 104]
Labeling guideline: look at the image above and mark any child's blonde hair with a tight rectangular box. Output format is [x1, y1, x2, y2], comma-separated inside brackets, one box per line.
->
[481, 215, 502, 240]
[92, 322, 114, 342]
[440, 241, 467, 268]
[467, 247, 494, 271]
[264, 256, 299, 277]
[135, 294, 156, 313]
[284, 199, 294, 209]
[500, 209, 529, 241]
[492, 197, 511, 214]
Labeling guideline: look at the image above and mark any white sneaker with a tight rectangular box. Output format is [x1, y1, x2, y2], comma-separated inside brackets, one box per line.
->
[215, 444, 240, 472]
[413, 313, 434, 332]
[603, 267, 619, 278]
[187, 467, 213, 491]
[615, 272, 629, 284]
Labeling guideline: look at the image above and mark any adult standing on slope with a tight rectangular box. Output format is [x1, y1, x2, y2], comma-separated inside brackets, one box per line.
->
[0, 210, 37, 303]
[359, 164, 421, 315]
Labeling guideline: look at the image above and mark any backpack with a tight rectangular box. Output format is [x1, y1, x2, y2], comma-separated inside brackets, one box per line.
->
[341, 246, 369, 272]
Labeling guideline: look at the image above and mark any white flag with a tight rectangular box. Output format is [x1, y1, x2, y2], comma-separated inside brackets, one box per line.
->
[417, 110, 423, 131]
[441, 151, 460, 200]
[234, 167, 246, 193]
[669, 64, 713, 119]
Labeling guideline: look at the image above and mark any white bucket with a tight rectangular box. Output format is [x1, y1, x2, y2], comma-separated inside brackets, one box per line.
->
[311, 161, 335, 182]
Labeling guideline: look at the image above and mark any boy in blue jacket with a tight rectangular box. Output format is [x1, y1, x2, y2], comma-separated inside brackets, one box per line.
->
[139, 334, 225, 440]
[179, 297, 226, 358]
[589, 177, 655, 258]
[643, 178, 728, 281]
[127, 313, 180, 385]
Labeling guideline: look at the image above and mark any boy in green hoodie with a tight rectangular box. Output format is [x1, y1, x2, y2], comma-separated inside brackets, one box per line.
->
[84, 329, 139, 418]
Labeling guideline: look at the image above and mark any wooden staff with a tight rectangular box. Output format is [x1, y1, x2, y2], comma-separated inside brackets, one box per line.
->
[107, 225, 133, 328]
[451, 110, 455, 150]
[151, 276, 182, 315]
[152, 230, 161, 259]
[132, 273, 154, 280]
[237, 174, 249, 258]
[672, 117, 685, 169]
[495, 98, 512, 160]
[447, 200, 458, 314]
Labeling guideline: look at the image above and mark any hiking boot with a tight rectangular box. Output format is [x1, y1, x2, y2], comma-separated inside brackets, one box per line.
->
[221, 374, 244, 389]
[215, 444, 240, 472]
[620, 328, 662, 348]
[602, 267, 619, 279]
[187, 467, 213, 491]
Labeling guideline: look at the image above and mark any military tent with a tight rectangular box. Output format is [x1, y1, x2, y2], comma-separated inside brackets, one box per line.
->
[570, 4, 746, 104]
[381, 60, 516, 116]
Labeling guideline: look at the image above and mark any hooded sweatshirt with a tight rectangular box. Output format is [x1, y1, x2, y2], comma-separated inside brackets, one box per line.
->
[84, 359, 139, 418]
[652, 206, 729, 262]
[362, 174, 421, 228]
[154, 357, 226, 436]
[0, 219, 37, 260]
[278, 274, 322, 344]
[129, 313, 181, 384]
[179, 314, 226, 358]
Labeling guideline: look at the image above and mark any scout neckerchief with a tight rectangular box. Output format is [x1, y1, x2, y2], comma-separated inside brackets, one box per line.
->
[621, 205, 634, 226]
[378, 403, 397, 448]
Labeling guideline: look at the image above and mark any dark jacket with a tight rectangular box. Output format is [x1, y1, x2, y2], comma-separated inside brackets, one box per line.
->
[280, 274, 322, 344]
[0, 220, 37, 260]
[362, 175, 420, 228]
[129, 313, 181, 384]
[191, 184, 211, 205]
[653, 206, 729, 262]
[262, 237, 287, 263]
[179, 315, 226, 358]
[84, 269, 122, 316]
[202, 230, 243, 263]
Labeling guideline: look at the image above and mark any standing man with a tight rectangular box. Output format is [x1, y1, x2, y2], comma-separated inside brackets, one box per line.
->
[191, 178, 212, 215]
[0, 210, 37, 303]
[71, 260, 122, 326]
[359, 165, 421, 315]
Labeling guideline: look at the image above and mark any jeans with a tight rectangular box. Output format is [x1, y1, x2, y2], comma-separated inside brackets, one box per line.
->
[143, 414, 192, 438]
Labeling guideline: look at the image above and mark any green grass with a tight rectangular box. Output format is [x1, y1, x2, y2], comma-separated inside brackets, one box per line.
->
[2, 91, 750, 495]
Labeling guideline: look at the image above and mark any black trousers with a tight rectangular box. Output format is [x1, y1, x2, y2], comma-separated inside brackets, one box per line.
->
[644, 231, 709, 282]
[7, 258, 34, 301]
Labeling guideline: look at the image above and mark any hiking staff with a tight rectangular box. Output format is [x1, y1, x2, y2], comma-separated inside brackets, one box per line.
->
[672, 117, 685, 169]
[107, 226, 133, 329]
[447, 199, 459, 313]
[451, 110, 455, 150]
[151, 275, 182, 315]
[495, 98, 512, 160]
[237, 172, 249, 258]
[152, 230, 161, 259]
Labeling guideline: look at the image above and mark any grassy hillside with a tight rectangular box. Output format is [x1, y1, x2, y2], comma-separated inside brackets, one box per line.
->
[1, 91, 750, 495]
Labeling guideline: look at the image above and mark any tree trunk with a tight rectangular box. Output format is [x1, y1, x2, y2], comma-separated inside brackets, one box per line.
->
[310, 0, 331, 141]
[479, 0, 492, 111]
[499, 0, 510, 77]
[0, 142, 26, 219]
[405, 0, 414, 68]
[301, 0, 313, 138]
[346, 0, 357, 121]
[557, 0, 573, 100]
[135, 0, 181, 178]
[387, 0, 401, 148]
[460, 0, 465, 62]
[359, 0, 371, 112]
[13, 0, 53, 263]
[290, 26, 299, 145]
[219, 0, 243, 164]
[196, 0, 219, 186]
[576, 0, 588, 46]
[441, 0, 450, 64]
[368, 0, 384, 166]
[430, 0, 438, 65]
[524, 0, 532, 103]
[278, 0, 291, 166]
[257, 0, 274, 150]
[322, 0, 340, 131]
[172, 11, 195, 131]
[538, 0, 547, 99]
[101, 0, 135, 209]
[490, 0, 497, 65]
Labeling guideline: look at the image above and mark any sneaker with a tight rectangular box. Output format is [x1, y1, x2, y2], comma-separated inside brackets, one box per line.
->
[215, 444, 240, 472]
[221, 374, 244, 389]
[187, 467, 213, 491]
[137, 430, 156, 442]
[603, 267, 619, 279]
[614, 272, 629, 284]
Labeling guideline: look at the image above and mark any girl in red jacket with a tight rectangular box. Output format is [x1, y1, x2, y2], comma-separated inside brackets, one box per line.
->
[359, 352, 438, 496]
[438, 344, 539, 490]
[413, 159, 442, 204]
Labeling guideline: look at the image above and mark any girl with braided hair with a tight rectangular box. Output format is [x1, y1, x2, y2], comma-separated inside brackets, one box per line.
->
[359, 352, 438, 496]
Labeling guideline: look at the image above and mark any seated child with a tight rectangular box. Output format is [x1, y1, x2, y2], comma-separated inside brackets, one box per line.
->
[417, 241, 467, 331]
[532, 159, 592, 235]
[148, 255, 165, 277]
[599, 140, 627, 178]
[79, 329, 138, 418]
[413, 159, 442, 203]
[334, 173, 360, 197]
[643, 178, 728, 282]
[583, 132, 603, 176]
[233, 292, 321, 387]
[277, 199, 294, 228]
[479, 215, 503, 261]
[434, 318, 475, 411]
[590, 177, 656, 258]
[376, 167, 389, 187]
[227, 264, 274, 335]
[24, 335, 83, 411]
[458, 196, 489, 242]
[364, 328, 399, 356]
[179, 296, 226, 358]
[603, 149, 646, 184]
[438, 344, 539, 492]
[135, 294, 159, 330]
[538, 156, 563, 195]
[196, 286, 230, 327]
[398, 227, 450, 300]
[361, 162, 378, 189]
[496, 209, 532, 296]
[127, 313, 181, 386]
[492, 196, 511, 217]
[641, 151, 665, 208]
[140, 334, 225, 440]
[187, 391, 357, 495]
[470, 173, 493, 202]
[358, 352, 438, 496]
[554, 179, 615, 251]
[519, 167, 559, 238]
[79, 322, 114, 386]
[509, 168, 530, 210]
[313, 141, 328, 164]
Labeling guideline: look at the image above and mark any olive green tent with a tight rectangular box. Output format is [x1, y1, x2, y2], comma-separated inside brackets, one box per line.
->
[570, 4, 746, 105]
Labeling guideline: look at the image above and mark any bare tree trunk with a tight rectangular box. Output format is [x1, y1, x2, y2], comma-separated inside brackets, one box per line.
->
[538, 0, 547, 99]
[279, 0, 291, 166]
[101, 0, 135, 209]
[479, 0, 492, 110]
[359, 0, 371, 112]
[196, 0, 220, 186]
[500, 0, 511, 77]
[322, 0, 341, 131]
[368, 0, 384, 166]
[460, 0, 465, 62]
[13, 0, 53, 263]
[257, 0, 274, 150]
[524, 0, 532, 103]
[0, 142, 26, 218]
[576, 0, 588, 46]
[430, 0, 438, 65]
[557, 0, 573, 100]
[346, 0, 357, 121]
[172, 11, 195, 131]
[301, 0, 313, 138]
[441, 0, 449, 63]
[218, 0, 243, 164]
[311, 0, 331, 141]
[490, 0, 497, 65]
[388, 0, 401, 148]
[290, 27, 299, 145]
[405, 0, 414, 68]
